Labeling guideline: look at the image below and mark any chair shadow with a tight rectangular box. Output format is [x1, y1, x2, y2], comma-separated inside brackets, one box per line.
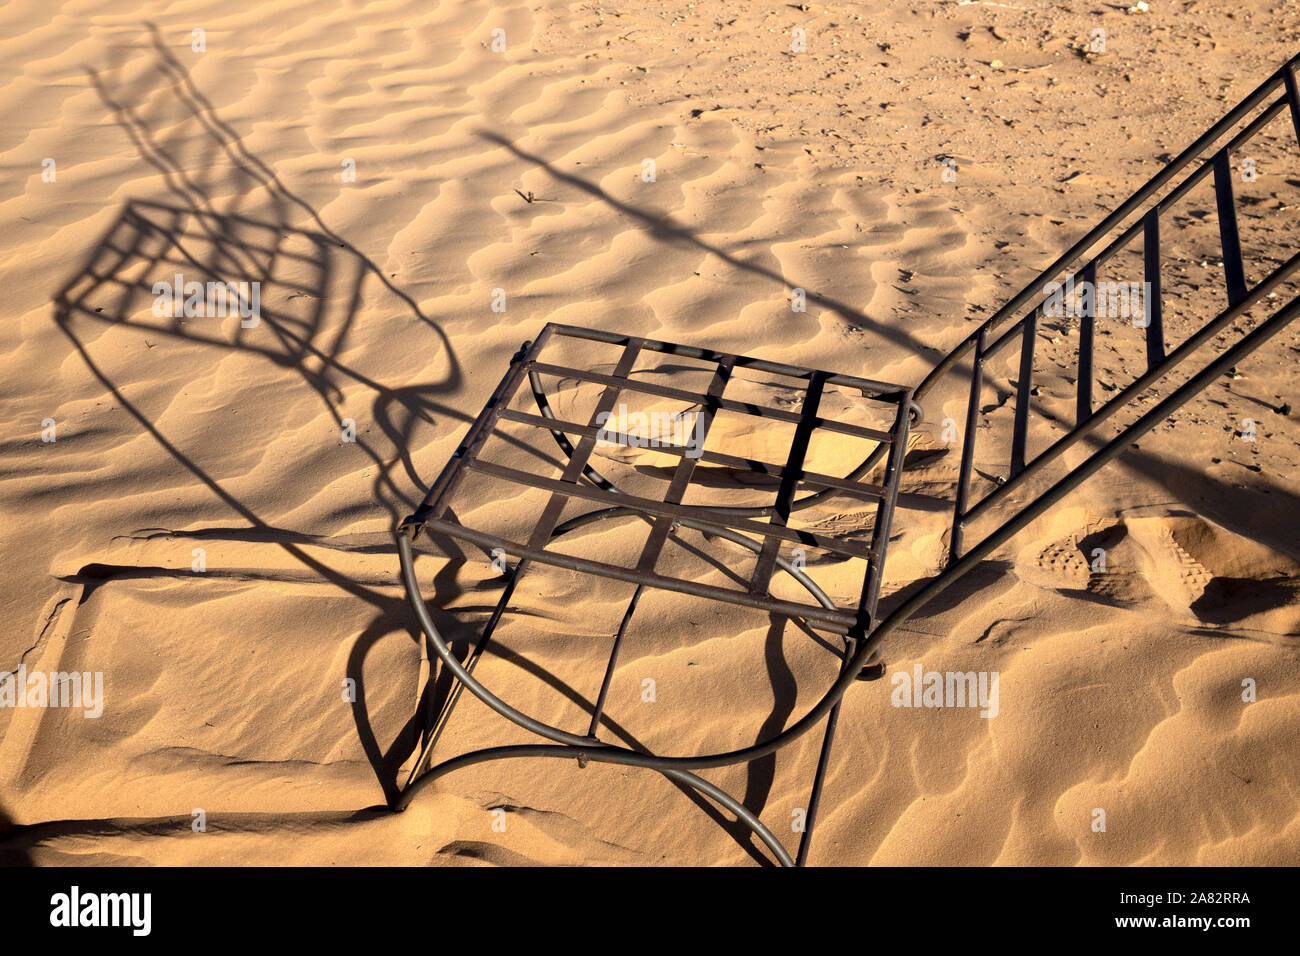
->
[56, 26, 471, 811]
[478, 130, 942, 362]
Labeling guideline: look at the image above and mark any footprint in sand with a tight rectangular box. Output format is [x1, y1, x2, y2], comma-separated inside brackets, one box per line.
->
[1022, 522, 1155, 606]
[1128, 516, 1300, 633]
[1157, 525, 1216, 607]
[1022, 515, 1300, 633]
[1034, 536, 1092, 586]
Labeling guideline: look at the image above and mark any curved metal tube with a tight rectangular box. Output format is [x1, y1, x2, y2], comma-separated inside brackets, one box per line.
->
[395, 743, 795, 867]
[398, 530, 875, 770]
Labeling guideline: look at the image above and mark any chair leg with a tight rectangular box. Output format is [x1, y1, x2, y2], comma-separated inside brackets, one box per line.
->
[796, 636, 857, 866]
[401, 558, 527, 793]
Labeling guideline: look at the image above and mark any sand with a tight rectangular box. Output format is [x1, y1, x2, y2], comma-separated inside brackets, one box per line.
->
[1, 0, 1298, 866]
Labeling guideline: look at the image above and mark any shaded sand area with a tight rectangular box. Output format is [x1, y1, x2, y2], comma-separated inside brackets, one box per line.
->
[1, 0, 1298, 865]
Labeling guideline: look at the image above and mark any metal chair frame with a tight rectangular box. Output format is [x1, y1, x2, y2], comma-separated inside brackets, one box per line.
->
[394, 51, 1300, 865]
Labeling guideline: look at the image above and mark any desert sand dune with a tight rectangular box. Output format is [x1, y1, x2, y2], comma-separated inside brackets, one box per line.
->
[1, 0, 1297, 866]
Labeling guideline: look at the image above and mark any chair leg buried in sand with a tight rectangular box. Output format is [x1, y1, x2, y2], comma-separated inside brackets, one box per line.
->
[393, 51, 1300, 865]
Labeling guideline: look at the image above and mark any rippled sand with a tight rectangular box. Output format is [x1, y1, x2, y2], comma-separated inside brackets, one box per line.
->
[1, 0, 1297, 865]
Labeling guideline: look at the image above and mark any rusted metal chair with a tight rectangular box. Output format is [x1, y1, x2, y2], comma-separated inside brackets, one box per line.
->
[394, 51, 1300, 865]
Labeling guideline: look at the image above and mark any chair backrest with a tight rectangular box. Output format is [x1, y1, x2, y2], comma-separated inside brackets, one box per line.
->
[862, 50, 1300, 656]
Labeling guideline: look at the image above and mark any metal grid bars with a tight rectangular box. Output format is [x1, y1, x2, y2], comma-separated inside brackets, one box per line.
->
[401, 323, 915, 638]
